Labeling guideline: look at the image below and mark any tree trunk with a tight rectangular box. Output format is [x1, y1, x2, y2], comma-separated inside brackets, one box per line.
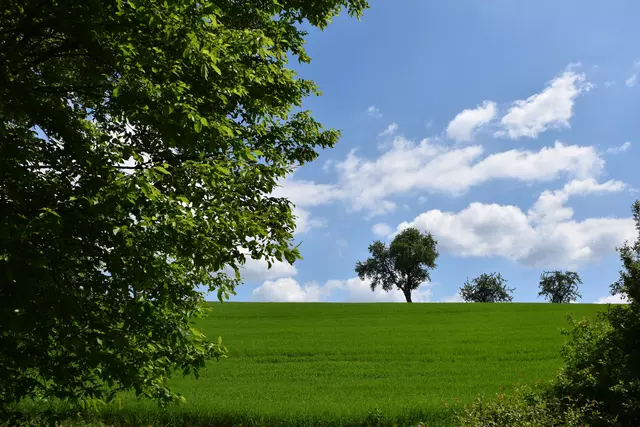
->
[402, 287, 412, 303]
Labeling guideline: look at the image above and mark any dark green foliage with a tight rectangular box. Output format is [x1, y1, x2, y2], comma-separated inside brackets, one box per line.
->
[355, 227, 438, 302]
[538, 270, 582, 303]
[0, 0, 369, 413]
[457, 384, 599, 427]
[459, 273, 514, 303]
[459, 200, 640, 426]
[549, 200, 640, 426]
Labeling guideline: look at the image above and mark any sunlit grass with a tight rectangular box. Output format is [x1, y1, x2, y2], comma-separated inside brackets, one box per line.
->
[21, 303, 604, 426]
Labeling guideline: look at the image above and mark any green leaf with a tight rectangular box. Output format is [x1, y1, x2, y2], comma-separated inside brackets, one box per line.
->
[40, 207, 61, 217]
[214, 164, 230, 175]
[155, 165, 171, 175]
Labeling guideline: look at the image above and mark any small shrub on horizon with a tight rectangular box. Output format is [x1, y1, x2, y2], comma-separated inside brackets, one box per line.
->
[538, 271, 582, 303]
[459, 273, 514, 303]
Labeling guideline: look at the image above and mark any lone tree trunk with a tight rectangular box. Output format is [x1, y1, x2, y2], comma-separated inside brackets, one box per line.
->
[402, 287, 413, 303]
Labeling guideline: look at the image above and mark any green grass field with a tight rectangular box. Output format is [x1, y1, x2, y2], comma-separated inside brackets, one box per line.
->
[82, 302, 604, 427]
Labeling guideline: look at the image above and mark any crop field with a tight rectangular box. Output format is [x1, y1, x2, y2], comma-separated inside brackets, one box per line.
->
[61, 302, 603, 427]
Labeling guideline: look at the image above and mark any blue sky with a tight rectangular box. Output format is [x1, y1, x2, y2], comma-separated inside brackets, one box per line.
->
[223, 1, 640, 303]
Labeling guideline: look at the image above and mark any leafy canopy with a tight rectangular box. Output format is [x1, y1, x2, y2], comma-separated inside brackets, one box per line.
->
[538, 270, 582, 303]
[0, 0, 368, 412]
[355, 227, 438, 303]
[460, 273, 514, 303]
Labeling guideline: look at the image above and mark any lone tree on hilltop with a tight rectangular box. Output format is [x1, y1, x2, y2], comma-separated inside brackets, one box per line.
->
[355, 227, 438, 303]
[0, 0, 369, 413]
[460, 273, 514, 302]
[538, 271, 582, 303]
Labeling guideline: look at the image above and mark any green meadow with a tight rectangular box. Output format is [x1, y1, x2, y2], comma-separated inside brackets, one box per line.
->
[72, 302, 604, 426]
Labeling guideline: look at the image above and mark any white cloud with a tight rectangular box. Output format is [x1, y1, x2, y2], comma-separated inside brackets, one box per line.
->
[272, 137, 605, 220]
[251, 278, 324, 302]
[367, 105, 382, 118]
[326, 277, 434, 302]
[446, 101, 497, 142]
[226, 249, 297, 284]
[251, 276, 434, 302]
[379, 122, 398, 137]
[372, 223, 393, 237]
[607, 141, 632, 154]
[595, 293, 629, 304]
[528, 178, 626, 225]
[272, 177, 344, 207]
[442, 293, 464, 303]
[271, 71, 605, 218]
[626, 73, 637, 88]
[331, 139, 603, 216]
[292, 207, 327, 234]
[271, 177, 342, 232]
[394, 179, 634, 268]
[500, 71, 590, 139]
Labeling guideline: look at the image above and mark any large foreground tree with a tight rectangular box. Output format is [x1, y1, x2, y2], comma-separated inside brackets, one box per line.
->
[355, 228, 438, 303]
[0, 0, 368, 412]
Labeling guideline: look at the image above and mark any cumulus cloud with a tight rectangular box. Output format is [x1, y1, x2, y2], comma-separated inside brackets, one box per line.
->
[446, 101, 497, 142]
[330, 139, 603, 216]
[251, 276, 434, 302]
[392, 179, 633, 268]
[251, 278, 324, 302]
[607, 141, 632, 154]
[528, 178, 626, 225]
[372, 223, 393, 237]
[499, 71, 590, 139]
[378, 122, 398, 137]
[292, 207, 327, 234]
[442, 293, 464, 303]
[274, 139, 605, 218]
[595, 294, 629, 304]
[271, 177, 343, 233]
[367, 105, 382, 118]
[325, 277, 434, 302]
[272, 177, 344, 207]
[269, 70, 604, 219]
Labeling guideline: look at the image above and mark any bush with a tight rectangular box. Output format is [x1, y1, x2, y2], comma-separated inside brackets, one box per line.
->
[457, 384, 599, 427]
[459, 273, 514, 303]
[549, 308, 640, 426]
[547, 201, 640, 426]
[460, 200, 640, 426]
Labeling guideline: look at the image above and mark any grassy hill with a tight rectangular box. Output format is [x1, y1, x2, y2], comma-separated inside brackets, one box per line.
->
[92, 302, 603, 426]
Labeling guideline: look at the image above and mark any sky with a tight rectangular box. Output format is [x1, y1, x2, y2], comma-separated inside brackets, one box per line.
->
[219, 0, 640, 304]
